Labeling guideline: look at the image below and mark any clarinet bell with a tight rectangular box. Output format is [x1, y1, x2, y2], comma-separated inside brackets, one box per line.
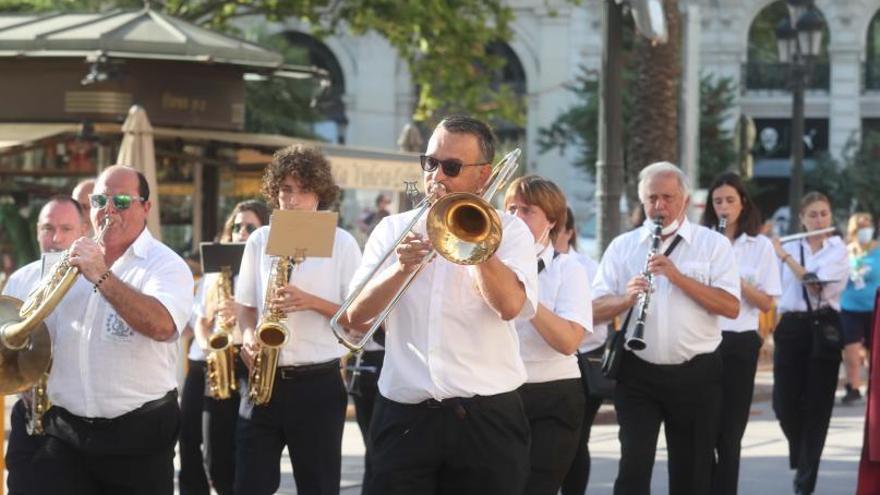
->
[626, 337, 646, 351]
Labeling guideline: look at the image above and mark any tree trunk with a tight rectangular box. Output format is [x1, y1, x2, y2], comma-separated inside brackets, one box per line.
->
[625, 0, 681, 216]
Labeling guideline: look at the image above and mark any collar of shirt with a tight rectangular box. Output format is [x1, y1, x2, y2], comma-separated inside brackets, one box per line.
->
[537, 242, 554, 268]
[128, 227, 153, 260]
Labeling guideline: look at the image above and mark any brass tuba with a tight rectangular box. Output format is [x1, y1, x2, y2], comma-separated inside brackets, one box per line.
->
[0, 218, 111, 395]
[205, 266, 238, 400]
[247, 255, 293, 405]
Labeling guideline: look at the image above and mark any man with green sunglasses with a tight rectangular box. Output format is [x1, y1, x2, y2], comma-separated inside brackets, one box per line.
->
[33, 165, 193, 495]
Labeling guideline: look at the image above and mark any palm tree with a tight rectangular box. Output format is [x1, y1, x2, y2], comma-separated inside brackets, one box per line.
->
[625, 0, 681, 214]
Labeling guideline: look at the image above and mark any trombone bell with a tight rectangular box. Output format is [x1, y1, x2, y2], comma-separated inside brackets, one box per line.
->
[0, 297, 51, 395]
[427, 192, 502, 265]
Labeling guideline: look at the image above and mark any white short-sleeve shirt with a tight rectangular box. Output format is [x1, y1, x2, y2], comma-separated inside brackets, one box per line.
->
[46, 228, 194, 419]
[235, 225, 362, 366]
[777, 236, 849, 313]
[350, 209, 539, 404]
[720, 234, 782, 332]
[1, 260, 42, 301]
[572, 250, 608, 354]
[516, 244, 592, 383]
[593, 219, 740, 365]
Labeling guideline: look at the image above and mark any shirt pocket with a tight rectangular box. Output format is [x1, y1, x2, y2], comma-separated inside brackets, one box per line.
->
[680, 261, 711, 286]
[100, 312, 135, 344]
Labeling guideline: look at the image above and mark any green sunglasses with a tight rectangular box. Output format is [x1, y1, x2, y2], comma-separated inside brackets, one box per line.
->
[89, 193, 145, 211]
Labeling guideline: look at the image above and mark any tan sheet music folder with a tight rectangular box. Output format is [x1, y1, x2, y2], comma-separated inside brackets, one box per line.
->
[265, 210, 337, 258]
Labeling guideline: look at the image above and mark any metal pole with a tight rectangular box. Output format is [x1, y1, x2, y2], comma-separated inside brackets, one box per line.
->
[596, 0, 624, 254]
[788, 62, 805, 234]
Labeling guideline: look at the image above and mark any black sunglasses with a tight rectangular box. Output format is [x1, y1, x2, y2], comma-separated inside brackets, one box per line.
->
[419, 155, 487, 178]
[89, 193, 145, 211]
[233, 222, 258, 234]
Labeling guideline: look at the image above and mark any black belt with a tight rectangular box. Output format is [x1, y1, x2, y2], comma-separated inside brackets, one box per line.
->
[69, 389, 178, 426]
[277, 359, 340, 380]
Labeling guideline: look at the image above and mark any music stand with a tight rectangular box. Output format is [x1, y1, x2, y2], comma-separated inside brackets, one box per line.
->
[200, 243, 246, 276]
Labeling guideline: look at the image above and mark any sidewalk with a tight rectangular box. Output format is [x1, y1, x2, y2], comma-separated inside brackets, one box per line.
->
[0, 369, 866, 495]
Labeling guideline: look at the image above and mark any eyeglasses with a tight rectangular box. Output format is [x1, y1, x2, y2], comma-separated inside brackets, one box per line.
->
[233, 223, 258, 234]
[89, 194, 145, 211]
[419, 155, 487, 178]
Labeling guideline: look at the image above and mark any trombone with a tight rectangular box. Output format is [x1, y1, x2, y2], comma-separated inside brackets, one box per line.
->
[330, 148, 522, 352]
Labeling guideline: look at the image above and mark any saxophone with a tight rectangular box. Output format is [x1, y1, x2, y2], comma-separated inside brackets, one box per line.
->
[247, 256, 292, 405]
[205, 266, 238, 400]
[26, 371, 50, 435]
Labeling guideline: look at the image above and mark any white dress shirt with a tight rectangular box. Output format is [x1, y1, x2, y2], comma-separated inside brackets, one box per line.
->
[777, 236, 848, 313]
[720, 234, 782, 332]
[46, 228, 194, 419]
[572, 250, 608, 353]
[1, 259, 42, 301]
[350, 209, 538, 404]
[516, 244, 591, 383]
[235, 225, 362, 366]
[593, 218, 740, 365]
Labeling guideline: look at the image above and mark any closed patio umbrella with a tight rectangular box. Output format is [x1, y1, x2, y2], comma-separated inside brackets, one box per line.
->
[117, 105, 161, 240]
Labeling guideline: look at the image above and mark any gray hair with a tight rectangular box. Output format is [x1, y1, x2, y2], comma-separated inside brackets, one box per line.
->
[637, 161, 690, 203]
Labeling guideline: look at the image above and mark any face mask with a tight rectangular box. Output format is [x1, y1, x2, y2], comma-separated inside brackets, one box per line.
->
[858, 227, 875, 245]
[534, 225, 551, 255]
[644, 206, 685, 236]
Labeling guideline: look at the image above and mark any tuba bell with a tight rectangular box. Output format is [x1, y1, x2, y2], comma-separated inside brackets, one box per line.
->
[0, 218, 111, 395]
[247, 255, 294, 405]
[205, 266, 238, 400]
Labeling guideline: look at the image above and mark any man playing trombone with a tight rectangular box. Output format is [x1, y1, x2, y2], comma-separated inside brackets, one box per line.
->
[32, 165, 194, 495]
[345, 115, 539, 495]
[592, 162, 740, 495]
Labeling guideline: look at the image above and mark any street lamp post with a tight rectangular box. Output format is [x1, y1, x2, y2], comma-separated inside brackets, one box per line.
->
[775, 0, 824, 234]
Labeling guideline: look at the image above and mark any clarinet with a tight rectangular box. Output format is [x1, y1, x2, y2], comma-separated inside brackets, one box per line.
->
[717, 215, 728, 233]
[626, 217, 663, 351]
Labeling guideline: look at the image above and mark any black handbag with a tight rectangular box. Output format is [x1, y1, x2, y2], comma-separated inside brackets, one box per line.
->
[578, 348, 615, 400]
[799, 245, 843, 360]
[600, 307, 633, 380]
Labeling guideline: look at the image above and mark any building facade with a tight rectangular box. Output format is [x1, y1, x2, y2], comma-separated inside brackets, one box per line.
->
[241, 0, 880, 238]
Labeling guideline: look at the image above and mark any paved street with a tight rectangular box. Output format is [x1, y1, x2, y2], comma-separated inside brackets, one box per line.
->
[1, 368, 865, 494]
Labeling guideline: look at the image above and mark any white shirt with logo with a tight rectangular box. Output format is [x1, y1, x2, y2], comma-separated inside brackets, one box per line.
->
[46, 228, 194, 419]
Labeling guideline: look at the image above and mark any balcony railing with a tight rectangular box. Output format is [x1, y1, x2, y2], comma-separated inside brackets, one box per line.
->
[741, 62, 830, 93]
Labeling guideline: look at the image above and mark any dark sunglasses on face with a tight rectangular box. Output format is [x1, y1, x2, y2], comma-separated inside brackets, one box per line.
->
[233, 223, 258, 234]
[419, 155, 487, 178]
[89, 193, 144, 211]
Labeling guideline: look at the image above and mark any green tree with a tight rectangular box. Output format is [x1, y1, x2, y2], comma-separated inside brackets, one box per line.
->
[1, 0, 524, 126]
[538, 69, 738, 191]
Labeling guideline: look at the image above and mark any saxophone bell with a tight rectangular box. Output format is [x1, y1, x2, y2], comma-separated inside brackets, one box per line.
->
[206, 266, 238, 400]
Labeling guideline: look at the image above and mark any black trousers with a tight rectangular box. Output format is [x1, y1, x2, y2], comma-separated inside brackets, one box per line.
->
[561, 351, 605, 495]
[712, 330, 762, 495]
[6, 398, 45, 495]
[179, 359, 209, 495]
[203, 355, 247, 495]
[351, 349, 384, 495]
[773, 314, 841, 494]
[613, 350, 722, 495]
[234, 360, 347, 495]
[368, 391, 530, 495]
[519, 378, 585, 495]
[32, 390, 180, 495]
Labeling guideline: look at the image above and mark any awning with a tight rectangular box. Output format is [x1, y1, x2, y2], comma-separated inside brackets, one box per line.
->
[0, 123, 78, 150]
[0, 122, 422, 190]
